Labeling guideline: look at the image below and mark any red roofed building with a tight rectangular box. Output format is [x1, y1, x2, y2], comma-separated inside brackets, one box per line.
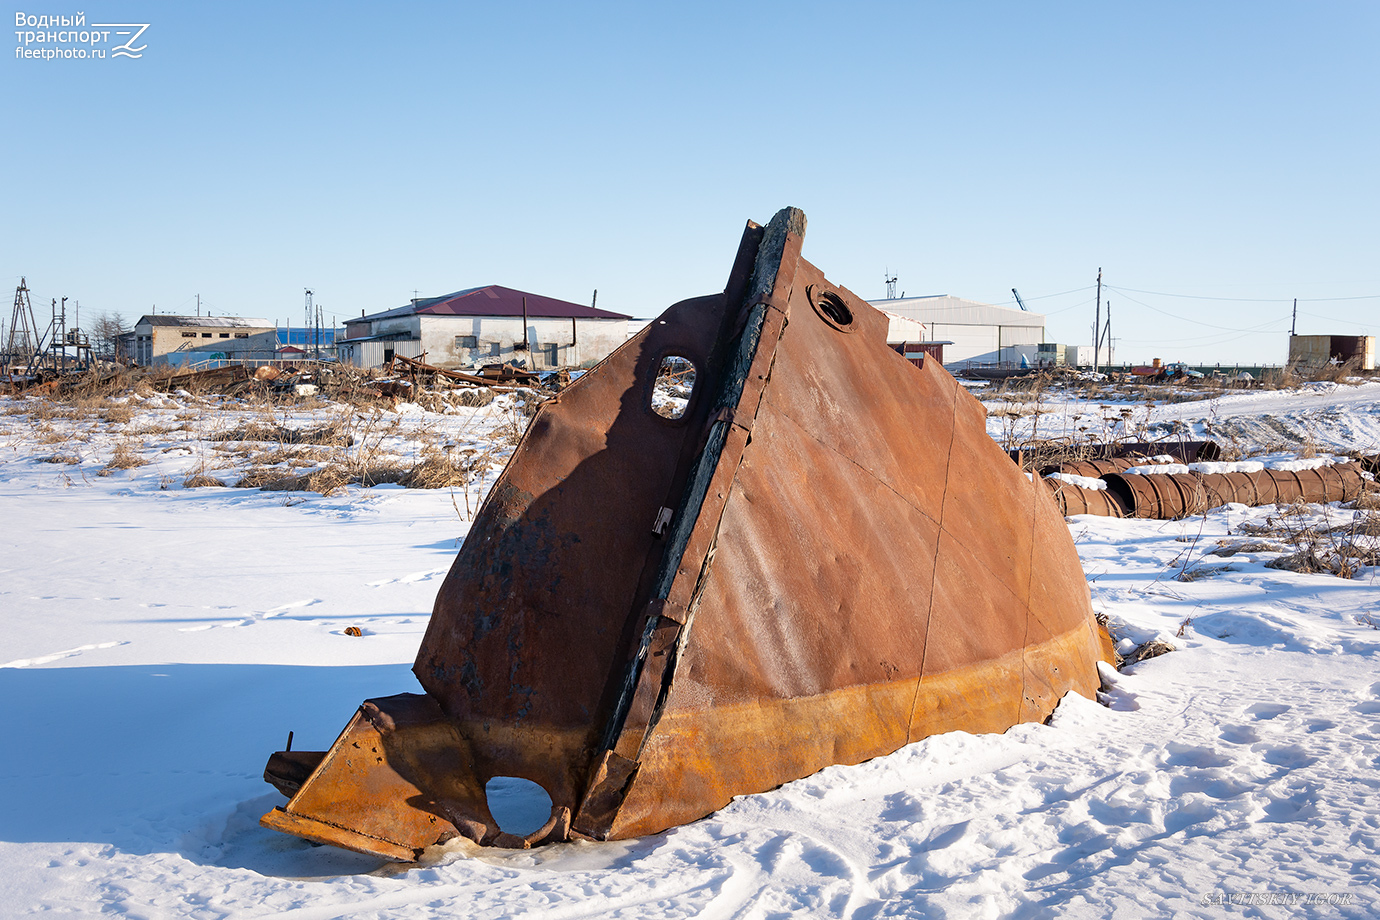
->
[338, 285, 632, 370]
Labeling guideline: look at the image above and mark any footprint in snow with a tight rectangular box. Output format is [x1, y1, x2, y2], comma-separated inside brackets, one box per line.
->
[367, 569, 448, 588]
[1162, 742, 1234, 769]
[1219, 724, 1260, 745]
[263, 599, 321, 618]
[1247, 702, 1291, 721]
[1260, 744, 1318, 769]
[1, 640, 129, 668]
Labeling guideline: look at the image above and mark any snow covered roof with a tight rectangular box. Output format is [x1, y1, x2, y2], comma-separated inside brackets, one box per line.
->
[869, 295, 1043, 328]
[348, 285, 631, 325]
[136, 315, 274, 328]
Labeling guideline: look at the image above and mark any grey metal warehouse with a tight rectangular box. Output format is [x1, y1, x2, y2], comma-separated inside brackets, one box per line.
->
[867, 295, 1045, 369]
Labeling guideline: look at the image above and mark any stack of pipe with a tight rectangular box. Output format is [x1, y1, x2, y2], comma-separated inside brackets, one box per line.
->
[1039, 452, 1368, 520]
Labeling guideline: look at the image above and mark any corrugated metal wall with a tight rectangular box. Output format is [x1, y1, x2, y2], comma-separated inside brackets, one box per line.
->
[335, 339, 424, 369]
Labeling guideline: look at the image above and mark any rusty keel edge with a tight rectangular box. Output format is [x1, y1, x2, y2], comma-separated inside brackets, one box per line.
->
[260, 207, 1114, 860]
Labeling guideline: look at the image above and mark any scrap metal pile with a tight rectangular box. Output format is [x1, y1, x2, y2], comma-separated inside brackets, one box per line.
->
[1037, 444, 1371, 519]
[259, 208, 1115, 860]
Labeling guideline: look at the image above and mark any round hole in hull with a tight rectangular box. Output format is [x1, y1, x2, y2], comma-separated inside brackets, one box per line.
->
[485, 776, 553, 837]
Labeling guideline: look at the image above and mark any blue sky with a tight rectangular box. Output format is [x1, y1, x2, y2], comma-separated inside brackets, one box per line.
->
[4, 1, 1377, 364]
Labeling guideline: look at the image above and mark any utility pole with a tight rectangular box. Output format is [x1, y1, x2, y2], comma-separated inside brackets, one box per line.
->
[1093, 268, 1103, 374]
[1291, 298, 1298, 337]
[519, 295, 530, 366]
[1105, 301, 1112, 369]
[196, 293, 201, 317]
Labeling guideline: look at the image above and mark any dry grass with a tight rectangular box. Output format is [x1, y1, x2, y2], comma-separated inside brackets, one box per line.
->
[234, 467, 293, 490]
[1176, 564, 1234, 582]
[1347, 490, 1380, 512]
[1209, 539, 1288, 557]
[210, 422, 349, 445]
[101, 405, 135, 424]
[37, 427, 75, 444]
[1234, 505, 1380, 578]
[183, 473, 227, 488]
[234, 463, 354, 496]
[1123, 639, 1175, 666]
[249, 446, 332, 469]
[400, 446, 493, 489]
[38, 453, 81, 464]
[99, 441, 149, 476]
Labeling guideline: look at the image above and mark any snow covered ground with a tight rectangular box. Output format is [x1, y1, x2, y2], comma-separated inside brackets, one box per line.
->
[2, 383, 1378, 918]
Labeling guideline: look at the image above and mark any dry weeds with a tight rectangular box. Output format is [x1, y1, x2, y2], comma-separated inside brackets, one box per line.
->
[100, 441, 150, 475]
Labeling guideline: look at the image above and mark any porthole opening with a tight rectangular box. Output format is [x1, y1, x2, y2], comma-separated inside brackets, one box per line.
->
[651, 355, 696, 420]
[814, 289, 853, 327]
[484, 776, 553, 836]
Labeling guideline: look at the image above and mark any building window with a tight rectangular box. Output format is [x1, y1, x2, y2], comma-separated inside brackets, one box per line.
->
[489, 342, 501, 357]
[181, 331, 197, 338]
[455, 335, 478, 349]
[547, 343, 560, 365]
[219, 333, 230, 338]
[234, 333, 248, 339]
[201, 332, 212, 338]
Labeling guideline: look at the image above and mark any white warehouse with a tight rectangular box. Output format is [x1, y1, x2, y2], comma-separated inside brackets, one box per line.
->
[338, 286, 631, 371]
[866, 295, 1045, 369]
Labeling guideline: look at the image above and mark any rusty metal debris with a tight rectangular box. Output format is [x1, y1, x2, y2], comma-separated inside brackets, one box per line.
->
[1042, 457, 1369, 519]
[1008, 440, 1221, 476]
[259, 208, 1114, 860]
[385, 353, 543, 390]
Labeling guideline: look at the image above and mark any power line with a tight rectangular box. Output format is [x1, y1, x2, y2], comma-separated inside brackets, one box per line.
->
[1107, 287, 1291, 331]
[1109, 284, 1380, 304]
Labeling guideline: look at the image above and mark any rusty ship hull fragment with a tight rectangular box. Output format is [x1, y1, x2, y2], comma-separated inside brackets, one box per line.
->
[261, 208, 1114, 859]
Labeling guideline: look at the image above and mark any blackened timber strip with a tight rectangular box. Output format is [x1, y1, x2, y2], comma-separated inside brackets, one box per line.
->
[596, 207, 805, 755]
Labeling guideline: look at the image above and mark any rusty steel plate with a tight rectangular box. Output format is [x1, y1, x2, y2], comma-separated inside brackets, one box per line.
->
[260, 208, 1114, 859]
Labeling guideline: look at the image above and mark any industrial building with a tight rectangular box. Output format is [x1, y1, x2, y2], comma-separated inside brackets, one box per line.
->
[867, 295, 1045, 369]
[1288, 335, 1375, 371]
[338, 285, 631, 370]
[123, 315, 278, 367]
